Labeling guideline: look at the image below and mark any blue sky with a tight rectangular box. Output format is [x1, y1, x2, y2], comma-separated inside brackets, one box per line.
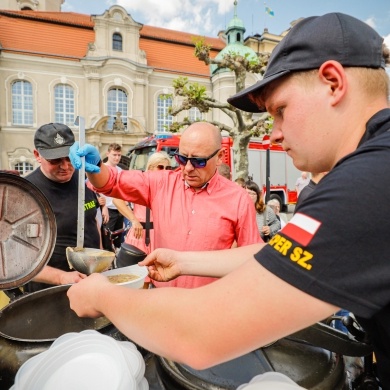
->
[62, 0, 390, 46]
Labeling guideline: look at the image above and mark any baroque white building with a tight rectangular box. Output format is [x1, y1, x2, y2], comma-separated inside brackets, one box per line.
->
[0, 0, 284, 174]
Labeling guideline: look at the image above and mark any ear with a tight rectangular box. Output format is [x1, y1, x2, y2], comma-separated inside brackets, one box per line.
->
[33, 149, 42, 162]
[318, 61, 347, 106]
[216, 148, 225, 165]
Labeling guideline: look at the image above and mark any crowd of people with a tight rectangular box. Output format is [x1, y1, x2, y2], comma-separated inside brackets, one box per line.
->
[12, 11, 390, 389]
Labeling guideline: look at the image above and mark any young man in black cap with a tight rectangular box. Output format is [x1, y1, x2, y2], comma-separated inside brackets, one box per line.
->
[25, 123, 101, 291]
[67, 13, 390, 388]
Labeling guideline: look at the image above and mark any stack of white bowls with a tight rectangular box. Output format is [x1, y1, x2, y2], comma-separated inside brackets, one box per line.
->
[11, 330, 148, 390]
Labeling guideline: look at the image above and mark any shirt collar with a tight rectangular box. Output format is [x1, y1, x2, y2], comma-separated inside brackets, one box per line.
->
[184, 170, 220, 194]
[358, 108, 390, 147]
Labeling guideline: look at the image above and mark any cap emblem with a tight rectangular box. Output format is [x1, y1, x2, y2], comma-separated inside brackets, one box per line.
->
[54, 133, 65, 145]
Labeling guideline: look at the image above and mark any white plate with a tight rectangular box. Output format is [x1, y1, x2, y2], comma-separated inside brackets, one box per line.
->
[120, 343, 145, 383]
[27, 336, 135, 390]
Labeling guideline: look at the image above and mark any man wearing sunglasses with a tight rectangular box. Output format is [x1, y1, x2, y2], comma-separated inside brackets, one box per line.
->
[25, 123, 101, 292]
[69, 122, 261, 288]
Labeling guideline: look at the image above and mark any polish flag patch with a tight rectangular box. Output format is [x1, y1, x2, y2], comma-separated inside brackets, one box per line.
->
[281, 213, 321, 246]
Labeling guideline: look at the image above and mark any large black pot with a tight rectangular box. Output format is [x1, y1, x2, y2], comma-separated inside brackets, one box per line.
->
[143, 321, 373, 390]
[153, 340, 346, 390]
[0, 285, 126, 389]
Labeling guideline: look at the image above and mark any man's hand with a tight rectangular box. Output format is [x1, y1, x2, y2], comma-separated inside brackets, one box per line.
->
[67, 273, 110, 318]
[101, 205, 110, 224]
[131, 219, 143, 239]
[69, 142, 101, 173]
[139, 248, 182, 282]
[59, 271, 87, 285]
[97, 196, 106, 206]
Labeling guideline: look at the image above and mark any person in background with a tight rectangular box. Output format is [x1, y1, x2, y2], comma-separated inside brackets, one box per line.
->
[245, 180, 280, 241]
[25, 123, 100, 292]
[67, 14, 390, 387]
[234, 177, 246, 187]
[295, 171, 310, 196]
[69, 121, 261, 289]
[95, 193, 109, 249]
[100, 143, 125, 251]
[267, 198, 287, 229]
[295, 172, 328, 209]
[217, 163, 231, 180]
[113, 151, 172, 257]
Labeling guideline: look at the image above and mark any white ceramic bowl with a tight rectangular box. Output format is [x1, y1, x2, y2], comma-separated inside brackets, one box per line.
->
[102, 264, 148, 289]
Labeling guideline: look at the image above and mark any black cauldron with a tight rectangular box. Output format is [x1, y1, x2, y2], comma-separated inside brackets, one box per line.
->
[0, 285, 127, 389]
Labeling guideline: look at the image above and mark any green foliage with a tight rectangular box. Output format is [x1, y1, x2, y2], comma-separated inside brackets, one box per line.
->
[172, 77, 188, 89]
[159, 93, 173, 100]
[193, 37, 211, 58]
[173, 76, 206, 101]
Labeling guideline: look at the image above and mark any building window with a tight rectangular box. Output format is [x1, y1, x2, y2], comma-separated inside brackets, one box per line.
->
[54, 84, 75, 126]
[14, 161, 34, 176]
[113, 33, 123, 51]
[107, 88, 128, 130]
[12, 80, 33, 125]
[189, 107, 202, 122]
[157, 95, 173, 132]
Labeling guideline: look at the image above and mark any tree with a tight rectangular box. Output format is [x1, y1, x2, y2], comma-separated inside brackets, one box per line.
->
[166, 38, 272, 179]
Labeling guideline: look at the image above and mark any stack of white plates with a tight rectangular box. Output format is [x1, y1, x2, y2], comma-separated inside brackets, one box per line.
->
[11, 330, 148, 390]
[237, 372, 306, 390]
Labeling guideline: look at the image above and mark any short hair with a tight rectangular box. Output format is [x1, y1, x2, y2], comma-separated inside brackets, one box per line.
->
[235, 177, 246, 187]
[107, 143, 122, 152]
[146, 151, 171, 171]
[267, 199, 280, 208]
[218, 163, 231, 180]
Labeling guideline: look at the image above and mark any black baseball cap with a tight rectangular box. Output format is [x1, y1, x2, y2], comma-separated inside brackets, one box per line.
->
[228, 13, 386, 113]
[34, 123, 75, 159]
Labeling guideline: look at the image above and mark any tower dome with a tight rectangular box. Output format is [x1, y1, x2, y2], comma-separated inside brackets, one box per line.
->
[211, 0, 258, 75]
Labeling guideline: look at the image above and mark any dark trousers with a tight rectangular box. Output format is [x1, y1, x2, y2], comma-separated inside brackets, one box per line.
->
[102, 209, 124, 251]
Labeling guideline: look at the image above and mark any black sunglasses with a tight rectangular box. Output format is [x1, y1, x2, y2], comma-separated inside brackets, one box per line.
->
[156, 165, 173, 170]
[174, 149, 220, 169]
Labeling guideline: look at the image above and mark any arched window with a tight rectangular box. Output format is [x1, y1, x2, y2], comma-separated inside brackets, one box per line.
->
[14, 161, 34, 176]
[107, 88, 128, 130]
[54, 84, 75, 126]
[157, 95, 173, 132]
[113, 33, 123, 51]
[188, 107, 202, 122]
[12, 80, 33, 125]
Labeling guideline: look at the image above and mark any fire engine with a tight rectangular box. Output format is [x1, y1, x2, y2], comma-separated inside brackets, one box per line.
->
[126, 134, 301, 211]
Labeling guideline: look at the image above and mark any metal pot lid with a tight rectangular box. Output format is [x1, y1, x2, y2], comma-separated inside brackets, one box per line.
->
[0, 173, 56, 289]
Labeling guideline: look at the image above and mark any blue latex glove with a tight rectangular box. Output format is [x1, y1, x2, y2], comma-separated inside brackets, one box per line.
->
[69, 142, 101, 173]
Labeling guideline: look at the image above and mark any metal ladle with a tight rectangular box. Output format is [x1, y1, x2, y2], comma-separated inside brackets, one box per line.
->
[66, 116, 115, 275]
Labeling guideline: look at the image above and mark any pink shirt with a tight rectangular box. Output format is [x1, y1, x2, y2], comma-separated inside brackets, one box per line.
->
[94, 168, 261, 288]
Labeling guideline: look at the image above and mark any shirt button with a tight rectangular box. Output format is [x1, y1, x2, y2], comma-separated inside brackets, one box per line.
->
[188, 231, 191, 235]
[192, 210, 195, 214]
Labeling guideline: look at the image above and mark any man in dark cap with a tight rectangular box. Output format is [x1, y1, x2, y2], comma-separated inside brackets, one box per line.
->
[68, 13, 390, 388]
[25, 123, 101, 291]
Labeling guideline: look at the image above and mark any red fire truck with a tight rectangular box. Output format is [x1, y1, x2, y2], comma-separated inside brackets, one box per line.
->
[126, 134, 300, 211]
